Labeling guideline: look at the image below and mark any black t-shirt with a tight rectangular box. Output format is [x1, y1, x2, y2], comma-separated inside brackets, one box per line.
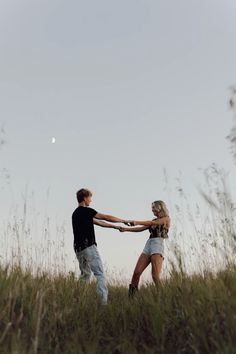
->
[72, 206, 98, 252]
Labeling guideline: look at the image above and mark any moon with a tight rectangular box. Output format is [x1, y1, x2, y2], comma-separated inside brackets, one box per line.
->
[51, 137, 56, 144]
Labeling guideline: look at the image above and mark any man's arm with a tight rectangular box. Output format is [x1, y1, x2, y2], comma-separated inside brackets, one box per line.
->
[94, 213, 126, 224]
[93, 219, 121, 230]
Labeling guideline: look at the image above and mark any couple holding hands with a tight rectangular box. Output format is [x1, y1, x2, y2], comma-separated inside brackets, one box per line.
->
[72, 188, 170, 304]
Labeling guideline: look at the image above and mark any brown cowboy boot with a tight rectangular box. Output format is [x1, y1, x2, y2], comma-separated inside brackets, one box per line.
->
[128, 284, 138, 297]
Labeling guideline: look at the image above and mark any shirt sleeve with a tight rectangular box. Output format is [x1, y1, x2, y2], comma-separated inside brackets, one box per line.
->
[89, 208, 98, 218]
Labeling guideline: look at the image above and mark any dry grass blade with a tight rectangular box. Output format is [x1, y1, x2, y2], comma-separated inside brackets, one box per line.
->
[227, 87, 236, 163]
[0, 322, 12, 344]
[32, 290, 45, 354]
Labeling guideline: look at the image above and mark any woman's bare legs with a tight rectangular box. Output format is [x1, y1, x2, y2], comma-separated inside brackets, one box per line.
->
[131, 253, 151, 288]
[151, 253, 163, 284]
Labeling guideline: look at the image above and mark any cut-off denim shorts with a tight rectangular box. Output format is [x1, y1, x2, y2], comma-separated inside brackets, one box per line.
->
[142, 237, 164, 258]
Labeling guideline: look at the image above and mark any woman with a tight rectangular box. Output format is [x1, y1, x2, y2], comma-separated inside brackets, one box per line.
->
[120, 200, 170, 296]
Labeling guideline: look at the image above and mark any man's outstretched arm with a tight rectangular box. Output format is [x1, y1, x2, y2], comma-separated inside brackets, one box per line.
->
[94, 213, 128, 224]
[93, 219, 121, 230]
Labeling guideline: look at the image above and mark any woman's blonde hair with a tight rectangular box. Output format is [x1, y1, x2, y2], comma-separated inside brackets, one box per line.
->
[152, 200, 169, 218]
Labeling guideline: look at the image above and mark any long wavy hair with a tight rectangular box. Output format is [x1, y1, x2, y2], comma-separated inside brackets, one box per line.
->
[152, 200, 169, 218]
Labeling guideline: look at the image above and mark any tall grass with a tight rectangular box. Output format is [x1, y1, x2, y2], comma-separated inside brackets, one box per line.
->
[228, 87, 236, 163]
[0, 264, 236, 354]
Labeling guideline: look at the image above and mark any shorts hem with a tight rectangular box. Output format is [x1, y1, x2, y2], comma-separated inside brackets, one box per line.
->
[141, 251, 164, 259]
[151, 252, 164, 259]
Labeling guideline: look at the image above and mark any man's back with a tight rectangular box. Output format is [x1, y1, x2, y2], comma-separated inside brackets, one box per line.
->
[72, 206, 98, 252]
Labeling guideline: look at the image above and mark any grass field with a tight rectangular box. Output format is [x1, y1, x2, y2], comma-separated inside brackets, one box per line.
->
[0, 263, 236, 354]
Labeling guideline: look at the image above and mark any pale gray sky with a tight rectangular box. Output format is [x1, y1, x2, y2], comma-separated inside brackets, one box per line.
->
[1, 0, 236, 280]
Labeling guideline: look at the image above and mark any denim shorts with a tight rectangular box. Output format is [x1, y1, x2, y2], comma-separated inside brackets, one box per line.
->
[142, 238, 164, 258]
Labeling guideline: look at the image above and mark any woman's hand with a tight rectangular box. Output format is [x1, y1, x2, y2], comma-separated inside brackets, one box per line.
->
[113, 225, 123, 230]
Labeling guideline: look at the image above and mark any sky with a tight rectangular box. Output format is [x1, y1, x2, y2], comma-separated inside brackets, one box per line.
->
[0, 0, 236, 281]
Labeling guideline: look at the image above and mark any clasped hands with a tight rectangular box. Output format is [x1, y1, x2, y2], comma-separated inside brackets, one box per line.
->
[124, 220, 135, 227]
[115, 220, 136, 232]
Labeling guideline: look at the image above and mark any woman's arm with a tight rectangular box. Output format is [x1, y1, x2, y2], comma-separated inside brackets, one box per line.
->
[93, 219, 121, 230]
[127, 217, 170, 227]
[120, 226, 149, 233]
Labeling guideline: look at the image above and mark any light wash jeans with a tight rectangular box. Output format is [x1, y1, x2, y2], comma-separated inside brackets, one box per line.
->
[75, 244, 108, 304]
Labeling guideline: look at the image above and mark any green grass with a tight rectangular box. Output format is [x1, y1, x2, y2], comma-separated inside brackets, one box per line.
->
[0, 265, 236, 354]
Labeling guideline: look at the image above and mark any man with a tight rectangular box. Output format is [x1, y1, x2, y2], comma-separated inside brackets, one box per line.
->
[72, 188, 128, 304]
